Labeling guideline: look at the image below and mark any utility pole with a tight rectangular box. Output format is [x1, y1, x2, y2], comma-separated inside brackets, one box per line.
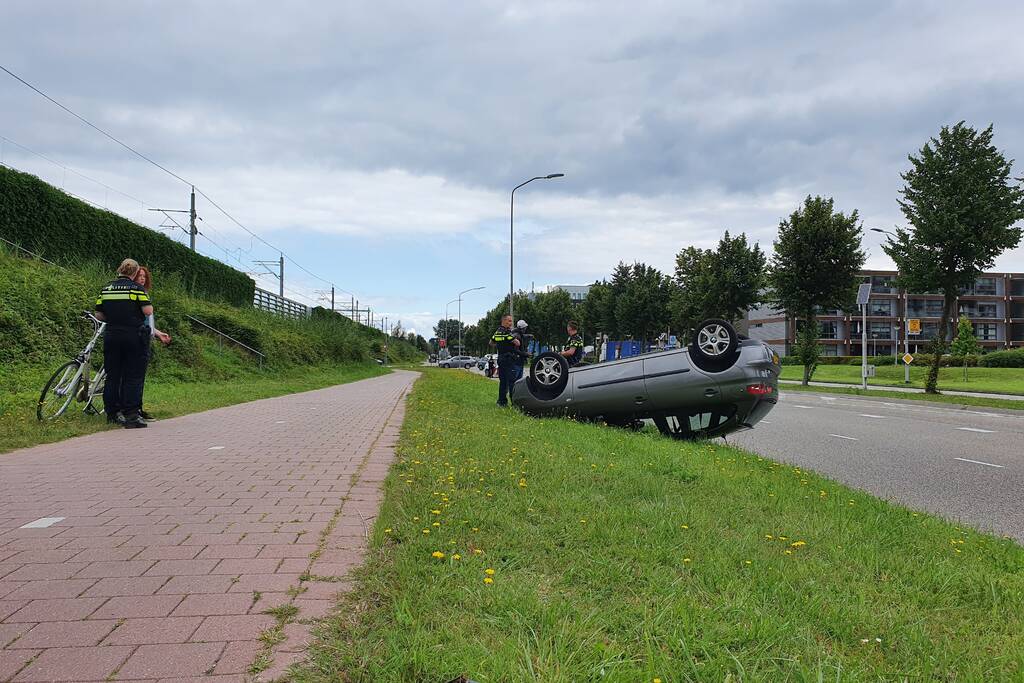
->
[330, 286, 335, 312]
[189, 186, 197, 251]
[278, 254, 284, 298]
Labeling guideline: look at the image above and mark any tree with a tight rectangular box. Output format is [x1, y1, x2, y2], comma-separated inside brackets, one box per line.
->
[390, 321, 404, 339]
[580, 281, 613, 337]
[884, 122, 1024, 393]
[432, 319, 465, 346]
[950, 316, 980, 381]
[670, 231, 766, 333]
[768, 196, 866, 385]
[613, 263, 673, 345]
[794, 320, 822, 382]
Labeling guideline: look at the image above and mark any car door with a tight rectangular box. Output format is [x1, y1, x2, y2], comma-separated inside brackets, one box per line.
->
[569, 357, 648, 416]
[643, 349, 720, 412]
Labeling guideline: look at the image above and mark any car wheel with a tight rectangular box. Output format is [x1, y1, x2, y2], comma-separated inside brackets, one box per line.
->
[688, 318, 740, 372]
[526, 352, 569, 400]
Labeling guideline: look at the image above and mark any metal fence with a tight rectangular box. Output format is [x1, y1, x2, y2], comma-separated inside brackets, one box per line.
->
[253, 287, 309, 320]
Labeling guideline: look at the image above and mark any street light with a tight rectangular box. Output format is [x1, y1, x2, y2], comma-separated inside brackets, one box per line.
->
[457, 286, 485, 356]
[444, 297, 459, 356]
[510, 173, 564, 319]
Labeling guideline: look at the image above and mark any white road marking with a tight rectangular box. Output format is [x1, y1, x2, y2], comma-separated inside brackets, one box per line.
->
[954, 457, 1004, 468]
[792, 405, 814, 409]
[760, 420, 772, 424]
[275, 420, 286, 424]
[859, 414, 886, 419]
[20, 517, 65, 529]
[208, 446, 225, 451]
[956, 427, 994, 433]
[829, 434, 858, 441]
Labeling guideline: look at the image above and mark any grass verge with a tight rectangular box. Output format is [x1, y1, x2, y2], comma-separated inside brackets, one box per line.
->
[294, 369, 1024, 681]
[0, 362, 386, 453]
[780, 381, 1024, 411]
[780, 364, 1024, 395]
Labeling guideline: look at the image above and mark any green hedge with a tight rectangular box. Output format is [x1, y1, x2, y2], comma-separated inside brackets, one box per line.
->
[979, 349, 1024, 368]
[780, 354, 982, 367]
[0, 165, 254, 306]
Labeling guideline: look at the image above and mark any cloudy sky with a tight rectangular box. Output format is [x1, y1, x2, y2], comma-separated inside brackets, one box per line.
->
[4, 1, 1024, 335]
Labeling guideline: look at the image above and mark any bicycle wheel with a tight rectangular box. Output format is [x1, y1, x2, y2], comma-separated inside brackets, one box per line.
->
[37, 360, 82, 421]
[84, 367, 106, 416]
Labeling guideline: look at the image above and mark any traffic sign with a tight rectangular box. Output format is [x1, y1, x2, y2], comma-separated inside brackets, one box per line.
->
[908, 318, 921, 335]
[439, 339, 446, 348]
[902, 353, 914, 365]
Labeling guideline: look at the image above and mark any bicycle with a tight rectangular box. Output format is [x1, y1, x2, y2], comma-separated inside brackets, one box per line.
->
[37, 311, 107, 421]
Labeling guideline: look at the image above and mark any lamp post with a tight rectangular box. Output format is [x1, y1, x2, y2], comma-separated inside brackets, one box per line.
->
[444, 297, 459, 357]
[510, 173, 564, 319]
[871, 227, 910, 383]
[457, 286, 485, 356]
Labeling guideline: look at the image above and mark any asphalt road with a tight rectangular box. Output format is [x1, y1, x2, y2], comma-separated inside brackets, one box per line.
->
[730, 391, 1024, 541]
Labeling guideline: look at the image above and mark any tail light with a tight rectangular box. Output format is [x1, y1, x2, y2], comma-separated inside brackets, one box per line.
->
[746, 383, 773, 396]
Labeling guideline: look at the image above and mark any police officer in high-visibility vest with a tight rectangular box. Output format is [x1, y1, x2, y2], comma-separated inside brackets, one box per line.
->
[491, 313, 521, 406]
[94, 258, 154, 429]
[560, 320, 585, 367]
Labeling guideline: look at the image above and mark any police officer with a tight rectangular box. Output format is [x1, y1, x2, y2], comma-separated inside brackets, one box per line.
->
[94, 258, 153, 429]
[512, 319, 531, 380]
[560, 320, 585, 366]
[490, 313, 521, 406]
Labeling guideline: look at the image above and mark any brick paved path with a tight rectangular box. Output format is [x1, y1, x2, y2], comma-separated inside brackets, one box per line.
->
[0, 370, 417, 682]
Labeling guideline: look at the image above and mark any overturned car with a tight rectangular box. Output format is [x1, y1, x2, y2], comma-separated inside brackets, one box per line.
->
[510, 319, 780, 439]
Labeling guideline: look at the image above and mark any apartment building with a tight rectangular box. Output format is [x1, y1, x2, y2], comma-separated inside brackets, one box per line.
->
[747, 270, 1024, 356]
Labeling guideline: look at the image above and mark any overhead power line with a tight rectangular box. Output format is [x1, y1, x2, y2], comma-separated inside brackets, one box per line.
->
[0, 63, 357, 300]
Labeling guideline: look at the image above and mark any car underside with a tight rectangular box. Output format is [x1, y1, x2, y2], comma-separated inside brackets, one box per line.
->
[510, 319, 780, 439]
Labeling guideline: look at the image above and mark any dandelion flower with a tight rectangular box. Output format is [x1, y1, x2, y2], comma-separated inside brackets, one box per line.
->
[384, 528, 392, 534]
[483, 577, 493, 585]
[790, 541, 806, 548]
[744, 560, 752, 565]
[784, 550, 793, 555]
[682, 558, 691, 564]
[452, 554, 461, 560]
[431, 551, 445, 559]
[422, 529, 430, 535]
[681, 525, 689, 530]
[485, 568, 495, 576]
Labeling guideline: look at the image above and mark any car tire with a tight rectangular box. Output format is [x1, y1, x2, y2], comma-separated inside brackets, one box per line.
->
[526, 352, 570, 400]
[688, 318, 740, 373]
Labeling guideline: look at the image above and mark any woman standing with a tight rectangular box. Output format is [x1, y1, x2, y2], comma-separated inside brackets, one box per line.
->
[132, 266, 171, 420]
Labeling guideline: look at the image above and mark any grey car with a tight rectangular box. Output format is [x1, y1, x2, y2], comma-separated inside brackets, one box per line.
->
[510, 319, 780, 439]
[439, 355, 477, 369]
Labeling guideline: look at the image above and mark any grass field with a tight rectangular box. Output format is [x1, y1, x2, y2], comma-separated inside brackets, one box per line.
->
[780, 363, 1024, 395]
[0, 362, 385, 453]
[295, 370, 1024, 682]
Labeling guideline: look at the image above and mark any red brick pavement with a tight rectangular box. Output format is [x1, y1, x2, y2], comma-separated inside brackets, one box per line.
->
[0, 370, 416, 682]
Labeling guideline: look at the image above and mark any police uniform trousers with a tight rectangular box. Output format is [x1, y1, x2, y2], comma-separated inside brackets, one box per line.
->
[103, 326, 148, 419]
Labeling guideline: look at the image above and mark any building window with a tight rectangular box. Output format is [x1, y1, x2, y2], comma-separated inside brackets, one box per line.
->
[819, 321, 838, 339]
[974, 323, 998, 341]
[820, 345, 839, 356]
[868, 299, 892, 316]
[870, 275, 896, 294]
[869, 321, 893, 339]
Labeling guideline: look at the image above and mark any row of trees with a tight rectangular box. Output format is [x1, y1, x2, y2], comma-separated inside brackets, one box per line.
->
[445, 122, 1024, 394]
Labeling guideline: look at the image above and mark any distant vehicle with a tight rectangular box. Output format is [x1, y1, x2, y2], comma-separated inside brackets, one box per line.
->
[511, 319, 780, 439]
[439, 355, 477, 369]
[428, 354, 438, 363]
[476, 354, 497, 370]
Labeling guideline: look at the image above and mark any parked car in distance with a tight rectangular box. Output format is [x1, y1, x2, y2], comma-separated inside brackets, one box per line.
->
[439, 355, 477, 369]
[476, 354, 497, 370]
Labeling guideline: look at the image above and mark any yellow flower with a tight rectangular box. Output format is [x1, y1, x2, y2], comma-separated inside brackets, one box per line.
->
[765, 534, 774, 540]
[744, 560, 752, 565]
[473, 549, 483, 555]
[485, 568, 495, 576]
[452, 554, 461, 560]
[518, 478, 527, 488]
[422, 529, 430, 535]
[784, 550, 793, 555]
[483, 577, 494, 585]
[790, 541, 806, 548]
[384, 528, 392, 534]
[431, 551, 445, 559]
[431, 509, 441, 515]
[432, 522, 440, 527]
[681, 525, 689, 530]
[682, 558, 691, 564]
[654, 679, 662, 683]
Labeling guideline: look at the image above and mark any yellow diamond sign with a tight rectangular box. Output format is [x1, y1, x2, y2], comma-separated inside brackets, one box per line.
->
[902, 353, 914, 365]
